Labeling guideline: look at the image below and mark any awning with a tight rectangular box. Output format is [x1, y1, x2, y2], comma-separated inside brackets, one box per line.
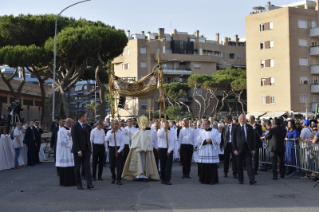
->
[292, 112, 315, 117]
[246, 112, 267, 118]
[260, 111, 287, 119]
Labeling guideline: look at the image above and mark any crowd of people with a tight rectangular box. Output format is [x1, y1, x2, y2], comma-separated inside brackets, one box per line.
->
[8, 111, 319, 190]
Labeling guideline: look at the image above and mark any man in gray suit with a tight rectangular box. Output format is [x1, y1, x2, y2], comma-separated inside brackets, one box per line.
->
[232, 114, 257, 185]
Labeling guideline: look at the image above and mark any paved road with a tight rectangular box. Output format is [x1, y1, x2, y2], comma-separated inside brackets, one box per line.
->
[0, 161, 318, 212]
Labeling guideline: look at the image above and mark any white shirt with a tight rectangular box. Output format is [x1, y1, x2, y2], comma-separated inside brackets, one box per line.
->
[123, 126, 138, 145]
[13, 127, 24, 148]
[151, 130, 158, 149]
[178, 127, 196, 149]
[105, 130, 125, 153]
[227, 123, 233, 143]
[157, 128, 175, 153]
[90, 127, 107, 151]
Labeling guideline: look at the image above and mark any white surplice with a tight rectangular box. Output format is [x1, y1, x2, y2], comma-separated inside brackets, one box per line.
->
[56, 127, 74, 167]
[197, 128, 221, 164]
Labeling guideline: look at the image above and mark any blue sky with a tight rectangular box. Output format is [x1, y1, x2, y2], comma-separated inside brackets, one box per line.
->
[1, 0, 297, 40]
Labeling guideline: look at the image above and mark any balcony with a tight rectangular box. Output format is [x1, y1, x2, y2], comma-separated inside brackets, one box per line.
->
[310, 27, 319, 37]
[162, 69, 192, 75]
[310, 46, 319, 56]
[311, 103, 318, 112]
[311, 84, 319, 93]
[311, 65, 319, 74]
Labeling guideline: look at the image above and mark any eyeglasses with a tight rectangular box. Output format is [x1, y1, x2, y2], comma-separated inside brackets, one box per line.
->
[314, 129, 318, 131]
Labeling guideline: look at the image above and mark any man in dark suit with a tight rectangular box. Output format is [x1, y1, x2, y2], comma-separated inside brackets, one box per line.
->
[265, 117, 287, 180]
[220, 115, 237, 178]
[24, 120, 36, 166]
[232, 114, 257, 185]
[33, 119, 43, 164]
[248, 116, 262, 175]
[50, 117, 65, 176]
[71, 112, 94, 190]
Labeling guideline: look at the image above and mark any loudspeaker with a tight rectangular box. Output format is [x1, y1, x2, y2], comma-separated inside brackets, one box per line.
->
[118, 96, 126, 109]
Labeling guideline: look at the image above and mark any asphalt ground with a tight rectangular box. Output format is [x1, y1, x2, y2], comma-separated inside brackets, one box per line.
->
[0, 160, 318, 212]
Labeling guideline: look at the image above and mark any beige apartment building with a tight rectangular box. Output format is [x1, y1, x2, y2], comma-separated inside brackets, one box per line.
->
[246, 0, 319, 119]
[113, 28, 246, 118]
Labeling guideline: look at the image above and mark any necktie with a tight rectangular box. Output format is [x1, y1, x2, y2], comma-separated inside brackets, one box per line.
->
[82, 124, 87, 135]
[31, 128, 35, 141]
[241, 126, 247, 143]
[226, 125, 230, 141]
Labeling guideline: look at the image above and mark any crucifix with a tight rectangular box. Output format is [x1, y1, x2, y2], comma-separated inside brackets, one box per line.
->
[305, 102, 309, 120]
[146, 107, 153, 121]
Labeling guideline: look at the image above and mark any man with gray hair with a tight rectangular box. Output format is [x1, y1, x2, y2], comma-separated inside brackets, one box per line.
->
[209, 117, 218, 130]
[90, 120, 107, 181]
[178, 118, 196, 178]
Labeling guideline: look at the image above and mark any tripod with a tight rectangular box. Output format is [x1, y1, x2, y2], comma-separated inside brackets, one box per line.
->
[9, 114, 20, 134]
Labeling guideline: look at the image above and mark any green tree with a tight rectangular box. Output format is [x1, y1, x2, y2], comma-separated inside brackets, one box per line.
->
[166, 106, 191, 120]
[187, 74, 210, 117]
[163, 82, 191, 112]
[85, 100, 101, 122]
[230, 69, 246, 114]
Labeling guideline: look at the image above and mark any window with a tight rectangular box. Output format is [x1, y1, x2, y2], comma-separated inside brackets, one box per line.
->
[299, 39, 308, 47]
[299, 57, 308, 66]
[261, 77, 275, 86]
[271, 77, 275, 85]
[261, 59, 274, 68]
[196, 90, 202, 96]
[260, 22, 273, 31]
[261, 41, 274, 49]
[75, 105, 78, 108]
[300, 76, 308, 85]
[261, 96, 266, 104]
[270, 59, 275, 67]
[237, 54, 242, 59]
[298, 20, 307, 29]
[194, 63, 201, 69]
[260, 23, 264, 31]
[313, 58, 318, 65]
[199, 48, 203, 55]
[229, 53, 235, 59]
[141, 104, 147, 110]
[300, 94, 309, 103]
[260, 42, 264, 49]
[127, 49, 129, 55]
[269, 22, 274, 29]
[220, 53, 225, 59]
[312, 21, 317, 28]
[84, 85, 87, 90]
[140, 62, 146, 68]
[140, 47, 146, 54]
[270, 40, 274, 48]
[313, 76, 319, 84]
[314, 95, 318, 103]
[122, 63, 129, 70]
[260, 60, 265, 68]
[75, 97, 78, 100]
[270, 96, 276, 104]
[157, 48, 160, 53]
[312, 40, 317, 47]
[195, 103, 200, 110]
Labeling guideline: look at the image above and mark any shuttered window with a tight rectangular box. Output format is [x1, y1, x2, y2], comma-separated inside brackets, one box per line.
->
[300, 76, 308, 84]
[299, 39, 308, 47]
[299, 57, 308, 66]
[300, 94, 309, 103]
[298, 20, 307, 29]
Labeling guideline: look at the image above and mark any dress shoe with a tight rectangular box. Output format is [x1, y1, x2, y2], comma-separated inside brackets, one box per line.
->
[259, 169, 268, 172]
[250, 181, 257, 185]
[142, 179, 148, 182]
[239, 181, 243, 184]
[117, 180, 122, 185]
[161, 180, 166, 184]
[272, 177, 278, 180]
[224, 173, 228, 178]
[98, 178, 103, 181]
[165, 181, 172, 185]
[27, 164, 34, 166]
[77, 185, 84, 190]
[87, 184, 94, 189]
[93, 177, 97, 181]
[233, 174, 238, 179]
[186, 174, 191, 178]
[182, 175, 186, 179]
[280, 175, 284, 179]
[111, 179, 115, 184]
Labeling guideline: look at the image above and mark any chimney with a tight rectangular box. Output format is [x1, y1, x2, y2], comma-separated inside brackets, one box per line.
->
[316, 0, 319, 11]
[235, 34, 238, 46]
[224, 37, 228, 46]
[195, 30, 200, 38]
[216, 33, 220, 43]
[141, 31, 145, 35]
[267, 1, 271, 6]
[127, 30, 130, 40]
[158, 28, 165, 39]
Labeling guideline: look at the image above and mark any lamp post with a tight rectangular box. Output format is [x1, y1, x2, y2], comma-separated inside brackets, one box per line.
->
[52, 0, 90, 121]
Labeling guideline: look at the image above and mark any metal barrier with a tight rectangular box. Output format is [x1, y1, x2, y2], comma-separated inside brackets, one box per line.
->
[259, 139, 319, 187]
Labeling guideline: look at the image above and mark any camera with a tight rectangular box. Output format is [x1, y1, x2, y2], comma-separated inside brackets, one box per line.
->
[10, 101, 22, 114]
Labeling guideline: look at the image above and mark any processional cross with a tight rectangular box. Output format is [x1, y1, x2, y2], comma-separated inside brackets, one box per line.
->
[146, 107, 153, 121]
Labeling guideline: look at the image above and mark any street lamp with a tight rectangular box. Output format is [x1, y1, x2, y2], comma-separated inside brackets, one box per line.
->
[52, 0, 91, 121]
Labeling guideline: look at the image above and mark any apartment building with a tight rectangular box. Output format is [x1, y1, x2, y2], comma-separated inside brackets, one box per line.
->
[113, 28, 246, 118]
[246, 0, 319, 119]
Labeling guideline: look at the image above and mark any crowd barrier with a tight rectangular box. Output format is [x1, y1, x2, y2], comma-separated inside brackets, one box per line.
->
[259, 139, 319, 187]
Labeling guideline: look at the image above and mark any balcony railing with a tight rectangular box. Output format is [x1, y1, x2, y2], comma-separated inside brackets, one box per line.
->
[310, 46, 319, 56]
[311, 65, 319, 74]
[310, 27, 319, 37]
[311, 84, 319, 93]
[162, 69, 192, 75]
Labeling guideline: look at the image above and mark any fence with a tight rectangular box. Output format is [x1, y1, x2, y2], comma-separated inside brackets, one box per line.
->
[259, 139, 319, 187]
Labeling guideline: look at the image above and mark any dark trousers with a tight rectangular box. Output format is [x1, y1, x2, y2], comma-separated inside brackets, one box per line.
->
[27, 143, 34, 165]
[92, 144, 105, 178]
[180, 144, 193, 175]
[253, 148, 260, 174]
[123, 144, 130, 166]
[236, 144, 254, 182]
[224, 143, 237, 175]
[159, 148, 173, 182]
[34, 143, 40, 163]
[74, 151, 92, 186]
[6, 115, 11, 133]
[109, 147, 123, 180]
[271, 151, 285, 178]
[153, 148, 159, 171]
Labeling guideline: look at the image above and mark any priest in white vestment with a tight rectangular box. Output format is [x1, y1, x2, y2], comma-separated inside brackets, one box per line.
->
[122, 115, 160, 181]
[56, 118, 76, 186]
[197, 120, 221, 184]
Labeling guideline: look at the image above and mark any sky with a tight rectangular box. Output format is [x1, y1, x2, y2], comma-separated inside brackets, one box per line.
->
[1, 0, 299, 40]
